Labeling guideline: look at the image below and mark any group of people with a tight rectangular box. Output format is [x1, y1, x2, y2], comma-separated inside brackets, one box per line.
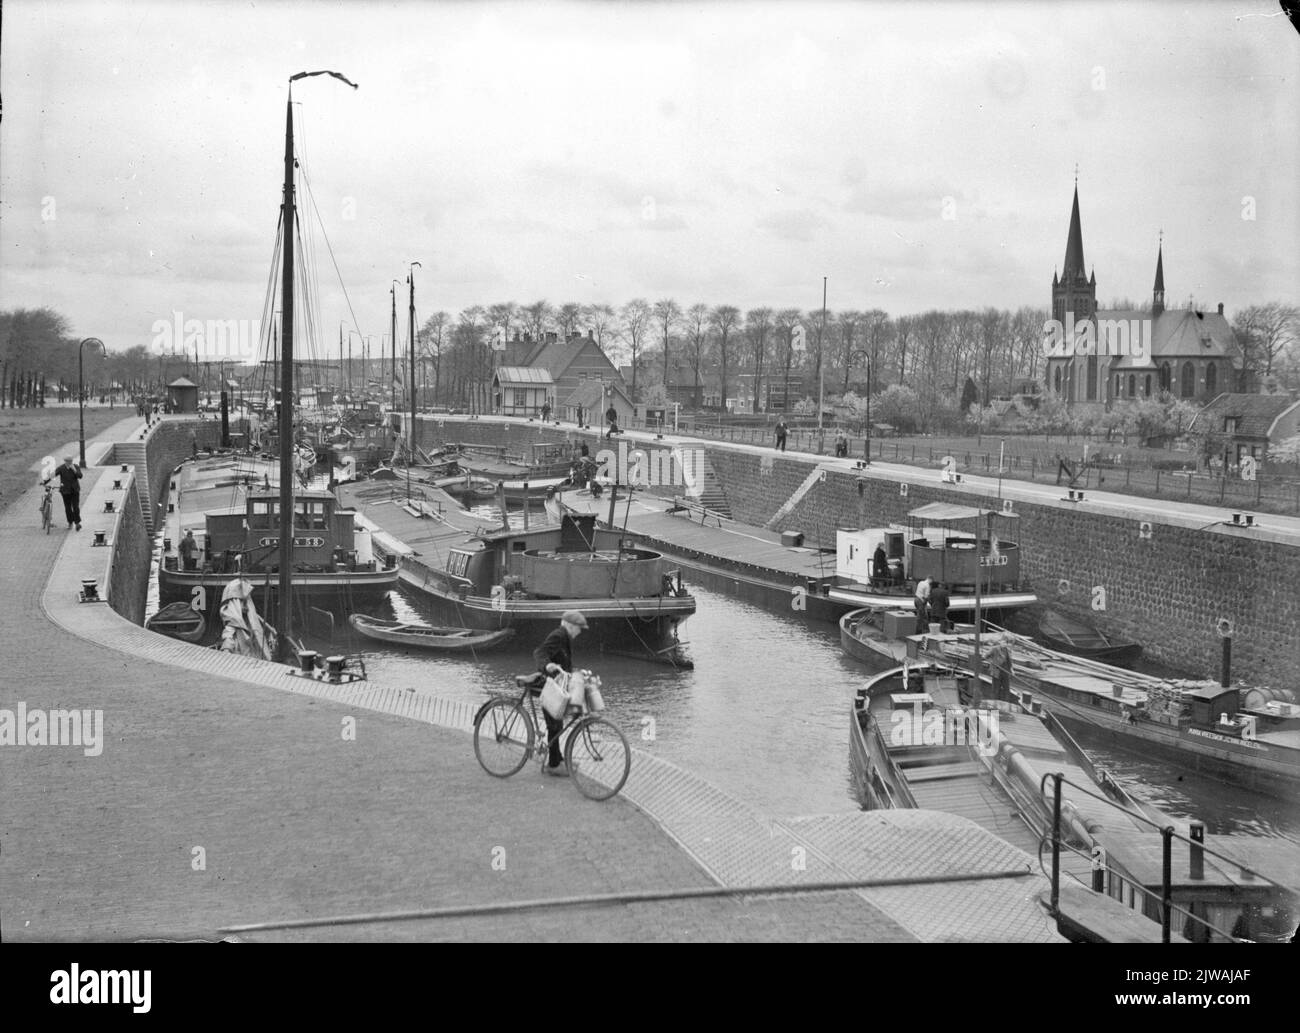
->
[772, 421, 852, 458]
[912, 574, 952, 635]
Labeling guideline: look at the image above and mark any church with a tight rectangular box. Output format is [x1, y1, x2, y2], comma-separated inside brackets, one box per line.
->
[1043, 185, 1242, 410]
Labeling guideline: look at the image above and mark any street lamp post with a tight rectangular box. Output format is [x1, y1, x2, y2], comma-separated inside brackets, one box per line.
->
[78, 338, 106, 468]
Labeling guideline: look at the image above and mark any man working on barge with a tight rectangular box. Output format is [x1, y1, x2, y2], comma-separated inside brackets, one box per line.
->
[534, 610, 589, 776]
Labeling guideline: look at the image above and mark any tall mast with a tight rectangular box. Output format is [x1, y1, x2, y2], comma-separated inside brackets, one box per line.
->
[277, 89, 296, 657]
[390, 285, 397, 412]
[408, 261, 420, 499]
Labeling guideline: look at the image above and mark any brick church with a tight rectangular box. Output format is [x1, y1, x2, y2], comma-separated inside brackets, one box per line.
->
[1044, 185, 1242, 410]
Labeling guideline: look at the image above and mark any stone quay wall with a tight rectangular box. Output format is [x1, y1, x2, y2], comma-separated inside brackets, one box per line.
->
[107, 478, 151, 625]
[417, 418, 1300, 686]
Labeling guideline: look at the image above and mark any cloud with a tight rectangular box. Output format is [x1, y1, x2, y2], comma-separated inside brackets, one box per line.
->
[755, 208, 826, 242]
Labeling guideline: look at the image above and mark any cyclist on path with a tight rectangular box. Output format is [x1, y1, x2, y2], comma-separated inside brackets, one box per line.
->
[534, 610, 589, 776]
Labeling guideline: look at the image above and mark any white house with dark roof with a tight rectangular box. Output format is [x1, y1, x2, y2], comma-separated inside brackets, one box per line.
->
[1189, 392, 1300, 469]
[492, 366, 554, 417]
[1044, 186, 1243, 410]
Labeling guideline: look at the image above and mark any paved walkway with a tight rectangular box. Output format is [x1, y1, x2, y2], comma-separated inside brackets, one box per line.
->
[1, 416, 1061, 942]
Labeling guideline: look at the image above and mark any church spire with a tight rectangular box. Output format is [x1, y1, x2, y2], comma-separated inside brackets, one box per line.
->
[1062, 184, 1086, 281]
[1153, 232, 1165, 316]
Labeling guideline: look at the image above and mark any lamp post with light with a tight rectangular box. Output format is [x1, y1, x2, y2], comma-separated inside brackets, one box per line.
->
[78, 337, 106, 468]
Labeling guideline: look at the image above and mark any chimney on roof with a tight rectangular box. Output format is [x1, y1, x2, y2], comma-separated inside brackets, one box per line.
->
[588, 329, 594, 340]
[1218, 303, 1224, 315]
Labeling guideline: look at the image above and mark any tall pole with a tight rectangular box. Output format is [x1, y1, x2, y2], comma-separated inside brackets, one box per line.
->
[407, 261, 421, 498]
[277, 89, 298, 658]
[390, 283, 398, 412]
[78, 338, 105, 468]
[817, 276, 827, 448]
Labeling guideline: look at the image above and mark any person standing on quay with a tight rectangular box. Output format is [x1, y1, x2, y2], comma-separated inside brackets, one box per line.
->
[913, 575, 933, 634]
[775, 419, 788, 451]
[48, 455, 82, 530]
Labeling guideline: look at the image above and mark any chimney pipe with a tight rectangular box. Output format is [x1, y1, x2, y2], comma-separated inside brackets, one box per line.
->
[1217, 303, 1223, 315]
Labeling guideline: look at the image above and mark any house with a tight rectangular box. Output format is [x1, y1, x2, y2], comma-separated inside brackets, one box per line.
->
[560, 379, 633, 430]
[492, 366, 554, 417]
[1190, 392, 1300, 469]
[523, 331, 627, 403]
[1043, 186, 1243, 410]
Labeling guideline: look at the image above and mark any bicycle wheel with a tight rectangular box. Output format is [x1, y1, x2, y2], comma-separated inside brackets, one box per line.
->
[473, 699, 534, 778]
[42, 502, 52, 533]
[565, 716, 631, 801]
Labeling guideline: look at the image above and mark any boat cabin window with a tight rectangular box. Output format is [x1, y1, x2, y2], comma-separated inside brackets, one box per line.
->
[249, 500, 279, 529]
[447, 550, 472, 578]
[297, 500, 328, 529]
[512, 541, 527, 553]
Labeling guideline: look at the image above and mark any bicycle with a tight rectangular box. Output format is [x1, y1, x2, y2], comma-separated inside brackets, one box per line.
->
[39, 483, 54, 534]
[473, 670, 631, 801]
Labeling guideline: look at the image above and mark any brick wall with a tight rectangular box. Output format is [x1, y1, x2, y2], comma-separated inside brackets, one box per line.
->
[108, 479, 151, 625]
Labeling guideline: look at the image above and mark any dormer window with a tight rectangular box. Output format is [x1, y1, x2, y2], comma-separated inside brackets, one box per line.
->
[1223, 417, 1239, 434]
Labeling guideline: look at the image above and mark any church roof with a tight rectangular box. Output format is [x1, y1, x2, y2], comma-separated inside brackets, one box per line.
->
[1103, 307, 1240, 370]
[1062, 186, 1087, 281]
[1153, 243, 1165, 293]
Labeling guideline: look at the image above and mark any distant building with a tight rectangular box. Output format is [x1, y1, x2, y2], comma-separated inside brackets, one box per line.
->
[1043, 185, 1243, 410]
[166, 376, 199, 413]
[520, 330, 627, 405]
[560, 379, 633, 430]
[1189, 392, 1300, 469]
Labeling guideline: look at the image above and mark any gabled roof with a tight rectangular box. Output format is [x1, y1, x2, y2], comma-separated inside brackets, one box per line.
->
[528, 338, 590, 378]
[1190, 393, 1300, 439]
[168, 376, 197, 388]
[493, 366, 554, 386]
[561, 380, 631, 409]
[1105, 308, 1239, 370]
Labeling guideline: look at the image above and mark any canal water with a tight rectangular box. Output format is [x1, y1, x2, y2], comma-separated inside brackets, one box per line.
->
[314, 581, 1300, 841]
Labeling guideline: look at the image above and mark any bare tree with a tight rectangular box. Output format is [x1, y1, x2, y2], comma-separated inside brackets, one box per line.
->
[1233, 302, 1300, 380]
[556, 302, 583, 340]
[653, 298, 682, 392]
[620, 298, 652, 400]
[419, 311, 451, 404]
[894, 314, 914, 383]
[709, 305, 741, 411]
[745, 307, 773, 412]
[521, 300, 553, 344]
[485, 302, 520, 357]
[977, 307, 1007, 404]
[835, 309, 860, 393]
[583, 303, 617, 350]
[773, 308, 803, 411]
[685, 303, 710, 406]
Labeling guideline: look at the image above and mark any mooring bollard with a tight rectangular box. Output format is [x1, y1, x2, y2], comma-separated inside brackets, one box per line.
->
[92, 530, 107, 547]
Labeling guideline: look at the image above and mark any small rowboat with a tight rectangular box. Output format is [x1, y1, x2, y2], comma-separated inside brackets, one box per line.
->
[349, 614, 515, 651]
[146, 601, 207, 643]
[1038, 609, 1142, 668]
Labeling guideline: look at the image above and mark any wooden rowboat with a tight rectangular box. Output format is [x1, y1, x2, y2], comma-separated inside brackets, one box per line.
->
[349, 614, 515, 651]
[1038, 609, 1142, 668]
[146, 601, 207, 643]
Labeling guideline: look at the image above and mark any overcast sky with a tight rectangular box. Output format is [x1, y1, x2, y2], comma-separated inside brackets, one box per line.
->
[2, 0, 1297, 359]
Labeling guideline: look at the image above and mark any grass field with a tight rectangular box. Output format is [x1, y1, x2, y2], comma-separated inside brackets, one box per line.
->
[0, 406, 131, 514]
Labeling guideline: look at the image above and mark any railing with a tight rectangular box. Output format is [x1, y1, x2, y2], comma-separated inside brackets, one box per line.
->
[1041, 771, 1297, 943]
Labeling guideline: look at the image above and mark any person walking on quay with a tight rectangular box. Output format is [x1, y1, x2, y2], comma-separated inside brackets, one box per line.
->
[834, 430, 848, 458]
[179, 529, 199, 571]
[775, 419, 788, 451]
[47, 455, 83, 530]
[533, 610, 588, 776]
[913, 575, 933, 634]
[930, 580, 951, 633]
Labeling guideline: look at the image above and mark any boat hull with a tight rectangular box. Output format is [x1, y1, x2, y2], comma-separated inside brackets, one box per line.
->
[145, 601, 207, 643]
[396, 556, 694, 664]
[1030, 691, 1300, 799]
[348, 615, 515, 651]
[158, 566, 399, 620]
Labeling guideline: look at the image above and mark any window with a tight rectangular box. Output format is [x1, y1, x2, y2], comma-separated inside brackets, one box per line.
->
[1223, 416, 1239, 434]
[1181, 362, 1195, 398]
[1086, 355, 1097, 401]
[1205, 362, 1217, 396]
[1159, 363, 1171, 392]
[1128, 374, 1136, 398]
[296, 500, 327, 529]
[1144, 374, 1152, 397]
[250, 500, 279, 529]
[1053, 367, 1062, 394]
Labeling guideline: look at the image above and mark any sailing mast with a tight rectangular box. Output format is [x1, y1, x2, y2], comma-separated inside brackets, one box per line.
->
[276, 70, 358, 660]
[407, 261, 421, 499]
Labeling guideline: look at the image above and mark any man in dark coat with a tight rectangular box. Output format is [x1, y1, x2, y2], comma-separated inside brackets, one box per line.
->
[775, 419, 788, 451]
[871, 542, 889, 586]
[930, 581, 951, 633]
[533, 610, 588, 775]
[49, 455, 82, 530]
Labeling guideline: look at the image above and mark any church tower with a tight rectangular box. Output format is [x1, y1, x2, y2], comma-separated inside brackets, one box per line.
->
[1152, 238, 1165, 316]
[1051, 184, 1097, 325]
